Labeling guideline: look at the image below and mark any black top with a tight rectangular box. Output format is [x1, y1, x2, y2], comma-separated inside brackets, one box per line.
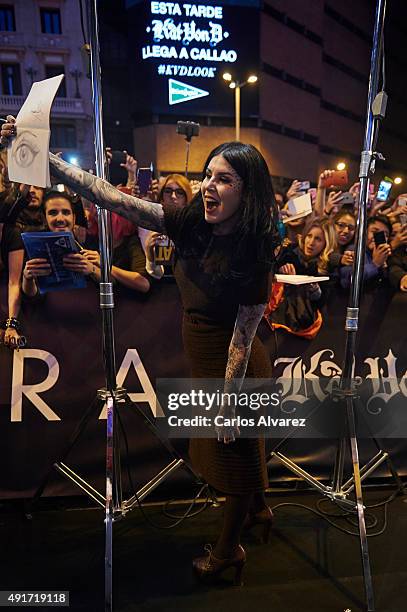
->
[0, 224, 23, 270]
[388, 247, 407, 289]
[163, 203, 271, 326]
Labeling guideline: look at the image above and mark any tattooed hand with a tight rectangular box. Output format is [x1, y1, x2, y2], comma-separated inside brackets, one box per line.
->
[215, 405, 240, 444]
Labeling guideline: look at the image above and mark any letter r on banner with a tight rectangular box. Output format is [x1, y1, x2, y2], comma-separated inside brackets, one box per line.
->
[11, 349, 61, 422]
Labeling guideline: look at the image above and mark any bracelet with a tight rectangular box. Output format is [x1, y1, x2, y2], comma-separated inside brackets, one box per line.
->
[5, 317, 21, 332]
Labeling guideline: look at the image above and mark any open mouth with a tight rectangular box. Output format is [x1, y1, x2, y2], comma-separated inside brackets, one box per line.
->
[204, 197, 220, 211]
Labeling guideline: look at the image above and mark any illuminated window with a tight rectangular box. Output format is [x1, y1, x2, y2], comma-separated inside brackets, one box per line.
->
[1, 63, 22, 95]
[0, 5, 15, 31]
[40, 8, 62, 34]
[45, 65, 66, 97]
[50, 123, 77, 148]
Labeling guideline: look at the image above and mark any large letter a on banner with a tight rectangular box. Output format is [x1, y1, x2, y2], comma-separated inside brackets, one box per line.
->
[98, 348, 164, 419]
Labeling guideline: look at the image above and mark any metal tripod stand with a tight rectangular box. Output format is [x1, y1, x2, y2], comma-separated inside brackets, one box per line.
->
[268, 1, 404, 610]
[28, 2, 206, 611]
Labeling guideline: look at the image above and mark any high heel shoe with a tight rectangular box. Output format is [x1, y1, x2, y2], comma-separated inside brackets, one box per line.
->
[243, 506, 274, 543]
[192, 544, 246, 586]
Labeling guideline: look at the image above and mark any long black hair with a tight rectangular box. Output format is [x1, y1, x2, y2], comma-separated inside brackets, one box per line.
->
[181, 141, 280, 265]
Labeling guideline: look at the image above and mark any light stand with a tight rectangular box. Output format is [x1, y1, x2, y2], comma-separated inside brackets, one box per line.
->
[268, 1, 404, 610]
[29, 3, 206, 612]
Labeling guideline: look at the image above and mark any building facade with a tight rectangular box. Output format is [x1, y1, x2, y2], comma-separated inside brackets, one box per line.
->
[0, 0, 94, 170]
[1, 0, 406, 190]
[100, 0, 407, 193]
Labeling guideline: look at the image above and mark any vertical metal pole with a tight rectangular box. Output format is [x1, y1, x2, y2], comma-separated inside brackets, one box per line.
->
[86, 2, 118, 611]
[343, 0, 386, 367]
[235, 85, 240, 141]
[337, 1, 386, 610]
[87, 0, 117, 392]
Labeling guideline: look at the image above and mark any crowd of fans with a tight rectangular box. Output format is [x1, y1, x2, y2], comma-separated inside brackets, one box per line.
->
[0, 146, 406, 349]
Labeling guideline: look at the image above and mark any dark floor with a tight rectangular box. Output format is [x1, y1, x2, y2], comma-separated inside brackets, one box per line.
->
[1, 488, 406, 612]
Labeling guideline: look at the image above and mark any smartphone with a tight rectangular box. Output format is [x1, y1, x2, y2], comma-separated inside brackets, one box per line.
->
[110, 150, 126, 166]
[339, 191, 355, 206]
[137, 167, 153, 196]
[373, 230, 388, 246]
[376, 179, 393, 202]
[398, 197, 407, 208]
[321, 170, 348, 187]
[399, 213, 407, 226]
[298, 181, 310, 191]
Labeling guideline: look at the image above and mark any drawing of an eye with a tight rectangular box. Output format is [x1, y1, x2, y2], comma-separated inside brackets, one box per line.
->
[12, 131, 40, 168]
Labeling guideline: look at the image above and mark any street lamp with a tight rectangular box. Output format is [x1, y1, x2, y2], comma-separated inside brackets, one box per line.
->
[222, 73, 258, 141]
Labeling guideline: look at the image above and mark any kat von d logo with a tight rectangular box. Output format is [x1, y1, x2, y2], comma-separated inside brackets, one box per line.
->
[274, 349, 407, 413]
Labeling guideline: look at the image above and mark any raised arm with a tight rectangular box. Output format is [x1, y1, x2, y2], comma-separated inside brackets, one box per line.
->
[216, 303, 267, 443]
[48, 153, 165, 233]
[0, 116, 166, 233]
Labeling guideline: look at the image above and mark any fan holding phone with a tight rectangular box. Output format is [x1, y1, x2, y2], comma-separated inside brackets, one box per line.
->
[339, 215, 392, 289]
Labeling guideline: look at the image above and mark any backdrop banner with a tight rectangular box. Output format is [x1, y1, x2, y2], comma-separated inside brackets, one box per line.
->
[1, 278, 406, 499]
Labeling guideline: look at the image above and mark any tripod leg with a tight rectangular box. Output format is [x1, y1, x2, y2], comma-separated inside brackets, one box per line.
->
[371, 437, 406, 495]
[105, 394, 114, 612]
[29, 396, 102, 511]
[346, 396, 375, 612]
[332, 437, 346, 493]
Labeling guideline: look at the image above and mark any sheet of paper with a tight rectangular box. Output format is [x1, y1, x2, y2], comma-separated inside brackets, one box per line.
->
[275, 274, 330, 285]
[7, 74, 64, 188]
[283, 193, 312, 223]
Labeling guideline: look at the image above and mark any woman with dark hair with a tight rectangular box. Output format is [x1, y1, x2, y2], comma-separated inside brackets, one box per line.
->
[328, 209, 357, 272]
[2, 118, 279, 584]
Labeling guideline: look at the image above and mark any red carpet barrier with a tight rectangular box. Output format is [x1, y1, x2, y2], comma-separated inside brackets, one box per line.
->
[1, 279, 406, 498]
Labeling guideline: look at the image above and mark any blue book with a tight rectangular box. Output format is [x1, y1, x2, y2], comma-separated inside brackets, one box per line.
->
[21, 231, 86, 294]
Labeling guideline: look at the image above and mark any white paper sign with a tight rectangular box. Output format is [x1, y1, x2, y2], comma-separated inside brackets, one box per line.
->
[283, 192, 313, 223]
[7, 74, 64, 188]
[275, 274, 330, 285]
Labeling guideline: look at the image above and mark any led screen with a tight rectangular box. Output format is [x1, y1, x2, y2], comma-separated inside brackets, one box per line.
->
[125, 1, 261, 117]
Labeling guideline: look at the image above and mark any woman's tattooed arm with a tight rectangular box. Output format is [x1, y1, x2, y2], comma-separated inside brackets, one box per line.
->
[216, 303, 267, 443]
[49, 153, 166, 233]
[224, 303, 267, 393]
